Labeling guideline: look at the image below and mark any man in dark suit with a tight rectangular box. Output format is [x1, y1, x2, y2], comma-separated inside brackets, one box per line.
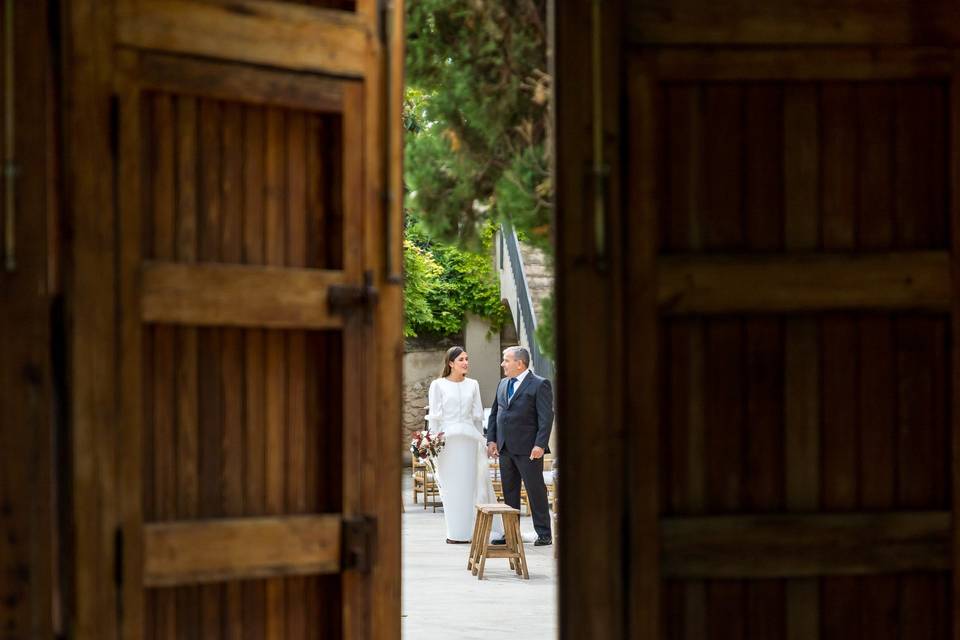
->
[486, 346, 554, 545]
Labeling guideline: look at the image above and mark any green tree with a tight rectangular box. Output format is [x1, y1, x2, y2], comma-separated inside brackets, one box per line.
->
[404, 0, 551, 252]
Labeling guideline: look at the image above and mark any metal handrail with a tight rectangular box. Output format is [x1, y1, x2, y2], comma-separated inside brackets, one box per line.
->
[501, 223, 554, 380]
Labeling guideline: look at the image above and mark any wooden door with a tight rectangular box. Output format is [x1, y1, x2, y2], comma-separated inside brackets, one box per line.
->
[63, 1, 403, 638]
[557, 1, 960, 638]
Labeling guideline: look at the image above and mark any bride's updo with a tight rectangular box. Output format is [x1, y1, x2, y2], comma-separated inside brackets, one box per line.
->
[441, 346, 465, 378]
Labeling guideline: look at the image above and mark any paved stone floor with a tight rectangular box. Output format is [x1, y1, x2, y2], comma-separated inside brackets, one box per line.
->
[402, 477, 557, 640]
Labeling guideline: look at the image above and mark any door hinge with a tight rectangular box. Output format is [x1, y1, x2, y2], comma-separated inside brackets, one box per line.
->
[342, 515, 377, 573]
[329, 270, 378, 320]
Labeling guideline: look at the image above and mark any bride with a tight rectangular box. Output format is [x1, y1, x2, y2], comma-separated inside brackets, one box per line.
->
[428, 346, 503, 543]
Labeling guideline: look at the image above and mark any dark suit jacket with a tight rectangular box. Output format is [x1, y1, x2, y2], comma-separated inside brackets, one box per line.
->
[486, 372, 554, 454]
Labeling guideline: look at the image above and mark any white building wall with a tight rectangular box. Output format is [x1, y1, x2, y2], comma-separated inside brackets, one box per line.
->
[464, 313, 501, 407]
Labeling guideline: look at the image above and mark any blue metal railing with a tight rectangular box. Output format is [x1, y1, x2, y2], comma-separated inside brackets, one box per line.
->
[501, 223, 554, 380]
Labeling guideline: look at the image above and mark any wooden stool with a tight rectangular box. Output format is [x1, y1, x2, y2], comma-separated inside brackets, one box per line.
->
[467, 503, 529, 580]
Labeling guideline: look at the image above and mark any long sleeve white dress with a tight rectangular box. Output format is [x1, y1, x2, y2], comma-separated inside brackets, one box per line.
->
[427, 377, 503, 542]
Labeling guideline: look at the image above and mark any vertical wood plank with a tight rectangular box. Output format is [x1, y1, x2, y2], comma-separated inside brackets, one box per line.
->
[116, 51, 145, 640]
[701, 78, 746, 640]
[305, 114, 325, 270]
[663, 84, 702, 254]
[856, 313, 898, 640]
[341, 83, 370, 640]
[197, 97, 223, 640]
[743, 84, 783, 253]
[285, 110, 309, 639]
[896, 82, 949, 249]
[0, 5, 55, 633]
[744, 322, 784, 638]
[951, 64, 960, 640]
[702, 85, 743, 251]
[142, 129, 156, 640]
[174, 92, 201, 640]
[241, 104, 267, 640]
[704, 320, 745, 640]
[151, 92, 178, 640]
[303, 113, 324, 638]
[626, 57, 657, 640]
[220, 101, 245, 640]
[898, 78, 951, 639]
[782, 83, 820, 640]
[819, 82, 861, 640]
[661, 79, 705, 640]
[64, 1, 118, 636]
[327, 114, 344, 270]
[856, 82, 898, 640]
[895, 316, 942, 638]
[743, 83, 786, 640]
[263, 106, 287, 640]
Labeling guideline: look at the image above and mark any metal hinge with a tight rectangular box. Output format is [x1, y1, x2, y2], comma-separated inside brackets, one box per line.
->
[342, 515, 377, 573]
[328, 270, 379, 320]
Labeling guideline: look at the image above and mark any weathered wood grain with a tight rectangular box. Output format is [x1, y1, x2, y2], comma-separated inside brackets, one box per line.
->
[658, 252, 950, 313]
[133, 52, 344, 112]
[144, 516, 342, 586]
[117, 0, 370, 77]
[661, 512, 951, 578]
[0, 4, 55, 637]
[140, 262, 348, 328]
[647, 47, 954, 80]
[951, 60, 960, 640]
[625, 58, 659, 640]
[626, 1, 960, 45]
[64, 0, 119, 636]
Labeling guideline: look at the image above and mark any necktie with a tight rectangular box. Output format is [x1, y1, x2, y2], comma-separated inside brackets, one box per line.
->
[507, 377, 516, 401]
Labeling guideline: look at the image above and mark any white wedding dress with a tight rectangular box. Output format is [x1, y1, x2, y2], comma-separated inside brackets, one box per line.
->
[427, 377, 503, 542]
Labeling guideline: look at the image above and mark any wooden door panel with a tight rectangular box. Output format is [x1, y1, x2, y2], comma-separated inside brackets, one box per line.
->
[63, 0, 401, 636]
[115, 44, 368, 639]
[626, 47, 957, 639]
[657, 78, 950, 255]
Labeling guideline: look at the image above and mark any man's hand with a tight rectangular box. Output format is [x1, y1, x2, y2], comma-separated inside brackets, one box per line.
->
[487, 442, 499, 458]
[530, 446, 545, 460]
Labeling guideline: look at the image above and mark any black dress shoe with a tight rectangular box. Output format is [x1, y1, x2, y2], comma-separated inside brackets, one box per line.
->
[446, 538, 469, 544]
[534, 537, 552, 546]
[490, 538, 507, 545]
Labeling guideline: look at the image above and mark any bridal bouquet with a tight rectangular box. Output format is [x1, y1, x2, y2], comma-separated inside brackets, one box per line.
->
[410, 430, 445, 467]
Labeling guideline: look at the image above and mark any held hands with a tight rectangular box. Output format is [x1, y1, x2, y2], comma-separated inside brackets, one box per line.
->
[530, 446, 545, 461]
[487, 442, 499, 458]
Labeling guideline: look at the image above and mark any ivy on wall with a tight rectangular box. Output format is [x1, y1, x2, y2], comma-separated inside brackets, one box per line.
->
[403, 222, 506, 338]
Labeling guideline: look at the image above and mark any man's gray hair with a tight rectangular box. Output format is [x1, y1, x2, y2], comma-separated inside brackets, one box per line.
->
[504, 345, 530, 367]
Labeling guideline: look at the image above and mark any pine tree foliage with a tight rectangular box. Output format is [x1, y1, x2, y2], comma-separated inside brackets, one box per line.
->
[404, 0, 551, 252]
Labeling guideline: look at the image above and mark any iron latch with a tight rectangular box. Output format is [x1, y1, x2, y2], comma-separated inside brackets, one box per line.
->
[342, 515, 377, 573]
[329, 271, 379, 320]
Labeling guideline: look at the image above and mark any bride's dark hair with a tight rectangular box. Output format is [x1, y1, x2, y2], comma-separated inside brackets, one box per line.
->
[441, 346, 465, 378]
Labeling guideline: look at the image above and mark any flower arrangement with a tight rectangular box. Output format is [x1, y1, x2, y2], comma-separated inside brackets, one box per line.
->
[410, 429, 446, 464]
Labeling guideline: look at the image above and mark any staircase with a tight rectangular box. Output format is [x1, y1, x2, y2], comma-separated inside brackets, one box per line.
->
[496, 223, 555, 379]
[518, 242, 553, 323]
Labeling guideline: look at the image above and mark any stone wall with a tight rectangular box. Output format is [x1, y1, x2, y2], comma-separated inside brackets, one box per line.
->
[402, 347, 446, 449]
